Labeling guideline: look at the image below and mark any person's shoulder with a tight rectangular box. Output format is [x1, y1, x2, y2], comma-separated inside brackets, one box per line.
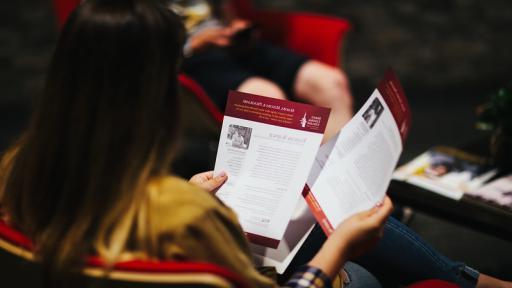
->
[144, 176, 239, 234]
[148, 176, 212, 202]
[146, 176, 227, 219]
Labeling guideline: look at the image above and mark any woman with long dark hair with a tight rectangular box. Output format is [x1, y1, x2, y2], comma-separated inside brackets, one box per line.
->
[0, 1, 509, 287]
[0, 1, 390, 286]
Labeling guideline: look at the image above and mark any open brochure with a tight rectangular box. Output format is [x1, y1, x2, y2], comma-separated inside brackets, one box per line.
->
[303, 70, 412, 235]
[250, 134, 338, 273]
[393, 146, 498, 200]
[214, 69, 410, 270]
[213, 90, 330, 248]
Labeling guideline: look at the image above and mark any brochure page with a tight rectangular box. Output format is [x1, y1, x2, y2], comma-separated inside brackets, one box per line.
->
[250, 133, 339, 273]
[304, 70, 412, 235]
[214, 91, 330, 248]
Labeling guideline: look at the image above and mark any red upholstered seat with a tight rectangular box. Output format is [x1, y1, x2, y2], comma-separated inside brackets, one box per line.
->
[0, 219, 460, 287]
[0, 219, 250, 287]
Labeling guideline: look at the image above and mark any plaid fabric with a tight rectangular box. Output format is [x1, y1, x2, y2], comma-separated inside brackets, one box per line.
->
[284, 265, 332, 288]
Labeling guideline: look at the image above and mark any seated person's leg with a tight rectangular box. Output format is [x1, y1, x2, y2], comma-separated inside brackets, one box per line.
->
[184, 42, 353, 143]
[294, 61, 354, 142]
[343, 262, 382, 288]
[238, 42, 354, 142]
[237, 77, 287, 100]
[182, 48, 253, 110]
[354, 216, 480, 288]
[281, 217, 486, 288]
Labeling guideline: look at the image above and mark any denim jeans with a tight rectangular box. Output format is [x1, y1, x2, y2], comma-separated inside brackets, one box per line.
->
[343, 262, 382, 288]
[355, 216, 479, 287]
[278, 217, 479, 288]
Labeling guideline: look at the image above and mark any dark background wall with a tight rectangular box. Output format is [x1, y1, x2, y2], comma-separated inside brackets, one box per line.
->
[0, 0, 56, 150]
[1, 0, 511, 280]
[260, 0, 512, 91]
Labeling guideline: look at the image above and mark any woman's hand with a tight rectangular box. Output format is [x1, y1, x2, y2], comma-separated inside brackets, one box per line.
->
[187, 19, 251, 54]
[332, 196, 393, 259]
[188, 27, 232, 53]
[189, 171, 228, 193]
[308, 196, 393, 279]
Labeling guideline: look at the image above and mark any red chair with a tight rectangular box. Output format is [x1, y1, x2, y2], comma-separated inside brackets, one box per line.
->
[230, 0, 351, 68]
[0, 219, 249, 287]
[0, 219, 460, 287]
[51, 0, 351, 124]
[52, 0, 81, 29]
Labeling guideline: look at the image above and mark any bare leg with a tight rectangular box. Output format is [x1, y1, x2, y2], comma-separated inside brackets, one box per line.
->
[477, 274, 512, 288]
[294, 60, 353, 143]
[237, 77, 287, 100]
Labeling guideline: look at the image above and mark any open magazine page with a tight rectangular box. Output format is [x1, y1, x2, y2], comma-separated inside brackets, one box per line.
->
[466, 174, 512, 210]
[304, 70, 411, 235]
[250, 134, 339, 273]
[214, 91, 330, 248]
[393, 147, 498, 200]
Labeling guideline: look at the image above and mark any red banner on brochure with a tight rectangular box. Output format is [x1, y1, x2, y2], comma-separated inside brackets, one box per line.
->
[245, 233, 280, 249]
[302, 185, 334, 236]
[377, 69, 412, 143]
[225, 91, 331, 134]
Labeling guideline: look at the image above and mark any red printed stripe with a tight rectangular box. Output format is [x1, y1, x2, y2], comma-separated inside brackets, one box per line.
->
[302, 185, 334, 236]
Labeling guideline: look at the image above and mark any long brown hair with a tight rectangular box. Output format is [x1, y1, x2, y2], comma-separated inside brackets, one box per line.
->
[0, 0, 185, 273]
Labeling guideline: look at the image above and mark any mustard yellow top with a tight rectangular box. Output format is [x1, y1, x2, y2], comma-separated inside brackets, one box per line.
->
[120, 176, 276, 288]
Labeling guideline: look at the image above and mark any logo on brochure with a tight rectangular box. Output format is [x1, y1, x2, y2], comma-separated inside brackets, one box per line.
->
[300, 112, 322, 130]
[300, 113, 307, 128]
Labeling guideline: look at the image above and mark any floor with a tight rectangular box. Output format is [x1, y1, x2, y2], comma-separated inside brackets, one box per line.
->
[1, 0, 511, 281]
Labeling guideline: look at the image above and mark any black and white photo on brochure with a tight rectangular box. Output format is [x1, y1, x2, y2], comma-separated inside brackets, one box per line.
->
[362, 98, 384, 128]
[226, 124, 252, 149]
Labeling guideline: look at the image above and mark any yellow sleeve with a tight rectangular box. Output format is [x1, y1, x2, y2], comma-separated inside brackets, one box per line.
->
[146, 177, 276, 288]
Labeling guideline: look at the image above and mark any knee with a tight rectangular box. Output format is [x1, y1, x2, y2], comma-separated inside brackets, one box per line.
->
[295, 61, 353, 108]
[330, 69, 353, 109]
[237, 77, 287, 100]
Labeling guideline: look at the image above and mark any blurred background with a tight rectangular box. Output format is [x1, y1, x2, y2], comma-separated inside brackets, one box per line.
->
[1, 0, 511, 279]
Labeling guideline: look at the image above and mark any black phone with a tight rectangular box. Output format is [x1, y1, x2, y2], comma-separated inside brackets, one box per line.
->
[231, 25, 257, 44]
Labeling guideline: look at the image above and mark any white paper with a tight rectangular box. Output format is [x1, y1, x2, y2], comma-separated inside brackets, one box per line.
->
[250, 134, 339, 273]
[310, 90, 403, 232]
[213, 91, 329, 247]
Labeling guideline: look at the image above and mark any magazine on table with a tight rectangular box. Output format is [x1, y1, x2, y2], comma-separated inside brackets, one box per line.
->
[214, 69, 411, 270]
[393, 146, 498, 200]
[466, 174, 512, 210]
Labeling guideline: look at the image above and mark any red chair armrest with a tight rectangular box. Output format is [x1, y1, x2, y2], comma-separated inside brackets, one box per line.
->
[0, 220, 33, 250]
[408, 280, 459, 288]
[52, 0, 81, 29]
[178, 74, 224, 124]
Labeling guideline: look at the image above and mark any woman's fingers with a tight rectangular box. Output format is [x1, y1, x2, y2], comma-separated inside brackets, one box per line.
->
[189, 171, 228, 193]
